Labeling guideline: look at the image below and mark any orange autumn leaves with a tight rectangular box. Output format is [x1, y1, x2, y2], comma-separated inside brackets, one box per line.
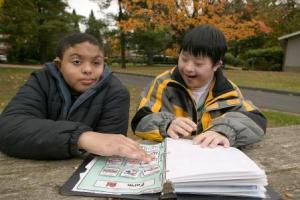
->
[118, 0, 269, 41]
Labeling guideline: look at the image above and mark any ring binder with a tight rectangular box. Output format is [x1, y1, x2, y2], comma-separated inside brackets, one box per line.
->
[161, 181, 175, 196]
[60, 138, 282, 200]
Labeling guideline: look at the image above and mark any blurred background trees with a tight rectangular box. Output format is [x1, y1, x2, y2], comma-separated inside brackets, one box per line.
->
[0, 0, 76, 63]
[0, 0, 299, 70]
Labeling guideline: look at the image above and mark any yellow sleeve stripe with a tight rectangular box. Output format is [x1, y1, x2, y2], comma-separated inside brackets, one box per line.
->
[151, 79, 175, 112]
[226, 99, 241, 106]
[206, 103, 219, 111]
[205, 90, 239, 106]
[172, 104, 190, 117]
[139, 70, 171, 109]
[243, 100, 255, 111]
[135, 130, 163, 142]
[201, 112, 212, 130]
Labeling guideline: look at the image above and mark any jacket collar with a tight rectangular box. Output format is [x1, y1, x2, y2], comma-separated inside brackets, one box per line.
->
[213, 68, 235, 96]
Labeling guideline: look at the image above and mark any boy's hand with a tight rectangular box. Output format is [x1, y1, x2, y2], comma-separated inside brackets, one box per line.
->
[78, 131, 154, 163]
[192, 130, 230, 148]
[167, 117, 197, 139]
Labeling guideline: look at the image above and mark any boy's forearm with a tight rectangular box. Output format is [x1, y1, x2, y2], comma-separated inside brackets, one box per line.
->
[208, 111, 265, 147]
[0, 114, 92, 159]
[134, 111, 175, 141]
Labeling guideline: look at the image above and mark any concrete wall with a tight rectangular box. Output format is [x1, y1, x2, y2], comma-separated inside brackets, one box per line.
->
[284, 35, 300, 72]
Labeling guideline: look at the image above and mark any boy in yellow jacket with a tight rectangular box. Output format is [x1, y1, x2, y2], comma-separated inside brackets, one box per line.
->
[132, 24, 266, 148]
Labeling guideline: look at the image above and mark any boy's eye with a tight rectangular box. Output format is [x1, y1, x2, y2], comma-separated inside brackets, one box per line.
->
[93, 59, 103, 66]
[94, 61, 100, 65]
[72, 59, 81, 65]
[194, 62, 203, 67]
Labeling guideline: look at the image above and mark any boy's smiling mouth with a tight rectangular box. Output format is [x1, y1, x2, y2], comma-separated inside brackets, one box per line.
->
[184, 74, 197, 80]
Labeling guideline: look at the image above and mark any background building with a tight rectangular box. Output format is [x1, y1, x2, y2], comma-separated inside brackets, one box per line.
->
[279, 31, 300, 72]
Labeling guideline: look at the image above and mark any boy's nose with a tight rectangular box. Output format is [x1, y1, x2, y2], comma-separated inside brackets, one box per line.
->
[81, 63, 92, 74]
[185, 61, 194, 72]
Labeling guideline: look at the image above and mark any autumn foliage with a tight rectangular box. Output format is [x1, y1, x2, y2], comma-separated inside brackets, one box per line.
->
[118, 0, 269, 41]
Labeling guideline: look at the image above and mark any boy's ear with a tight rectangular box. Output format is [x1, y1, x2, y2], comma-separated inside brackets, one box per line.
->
[53, 57, 61, 69]
[213, 60, 223, 72]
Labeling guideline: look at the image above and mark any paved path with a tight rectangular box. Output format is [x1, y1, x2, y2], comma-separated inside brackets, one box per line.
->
[115, 73, 300, 114]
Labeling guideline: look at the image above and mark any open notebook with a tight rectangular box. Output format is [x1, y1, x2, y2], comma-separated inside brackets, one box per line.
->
[165, 138, 267, 198]
[61, 138, 268, 199]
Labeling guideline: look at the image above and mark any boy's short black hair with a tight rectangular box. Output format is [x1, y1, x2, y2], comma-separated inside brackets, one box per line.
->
[180, 24, 227, 65]
[56, 33, 103, 59]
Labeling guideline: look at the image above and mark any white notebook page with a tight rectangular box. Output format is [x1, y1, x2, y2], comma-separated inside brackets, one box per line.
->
[165, 138, 265, 182]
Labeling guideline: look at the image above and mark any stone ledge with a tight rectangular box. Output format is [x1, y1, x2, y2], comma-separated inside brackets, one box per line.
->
[0, 125, 299, 199]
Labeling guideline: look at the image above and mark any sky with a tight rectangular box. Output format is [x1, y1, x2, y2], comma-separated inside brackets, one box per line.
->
[67, 0, 118, 19]
[67, 0, 118, 31]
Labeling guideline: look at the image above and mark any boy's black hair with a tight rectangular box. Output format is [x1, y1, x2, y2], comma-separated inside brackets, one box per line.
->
[180, 24, 227, 65]
[56, 33, 103, 59]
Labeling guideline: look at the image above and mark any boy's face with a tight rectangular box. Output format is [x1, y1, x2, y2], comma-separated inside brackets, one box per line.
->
[178, 51, 219, 89]
[58, 41, 104, 93]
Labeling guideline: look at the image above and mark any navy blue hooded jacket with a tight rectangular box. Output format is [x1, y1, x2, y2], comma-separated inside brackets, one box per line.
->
[0, 63, 130, 160]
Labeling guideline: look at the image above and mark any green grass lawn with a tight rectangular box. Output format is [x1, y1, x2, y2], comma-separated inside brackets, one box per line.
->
[111, 65, 300, 93]
[0, 67, 300, 129]
[0, 67, 34, 110]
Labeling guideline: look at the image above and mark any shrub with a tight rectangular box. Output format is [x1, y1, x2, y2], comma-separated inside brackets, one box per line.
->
[153, 55, 177, 65]
[224, 52, 244, 66]
[241, 47, 283, 71]
[107, 56, 121, 64]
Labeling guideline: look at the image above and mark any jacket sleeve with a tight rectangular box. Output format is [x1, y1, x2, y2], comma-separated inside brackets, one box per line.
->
[207, 101, 267, 147]
[95, 76, 130, 135]
[0, 73, 92, 160]
[131, 80, 175, 141]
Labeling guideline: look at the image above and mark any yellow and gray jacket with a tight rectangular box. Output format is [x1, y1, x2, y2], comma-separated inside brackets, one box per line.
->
[131, 67, 267, 147]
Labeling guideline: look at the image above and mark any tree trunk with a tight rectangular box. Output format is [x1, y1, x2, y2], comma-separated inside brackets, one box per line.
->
[120, 31, 126, 68]
[146, 52, 153, 66]
[118, 0, 126, 69]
